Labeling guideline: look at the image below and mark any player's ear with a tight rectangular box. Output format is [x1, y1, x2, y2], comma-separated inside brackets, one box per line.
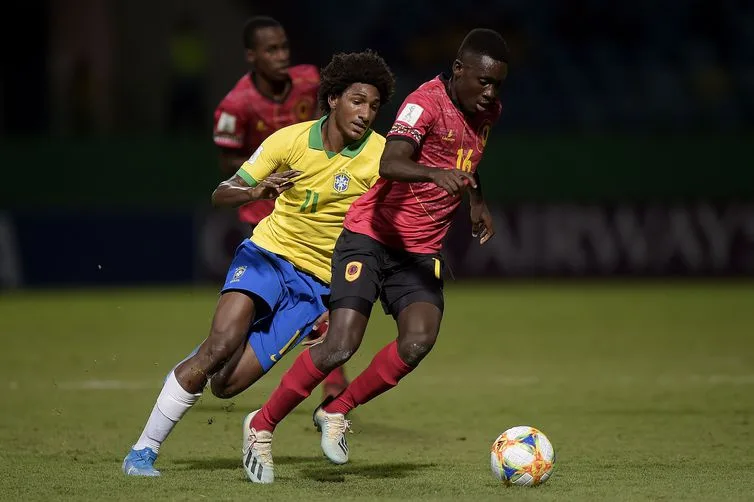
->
[452, 59, 463, 78]
[246, 49, 256, 65]
[327, 94, 339, 113]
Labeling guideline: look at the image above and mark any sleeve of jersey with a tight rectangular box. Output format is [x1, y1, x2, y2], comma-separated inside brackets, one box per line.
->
[213, 97, 248, 149]
[236, 131, 288, 186]
[386, 92, 438, 149]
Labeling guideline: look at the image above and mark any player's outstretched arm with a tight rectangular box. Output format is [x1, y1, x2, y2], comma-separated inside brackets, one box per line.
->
[379, 140, 436, 182]
[211, 171, 299, 208]
[379, 140, 477, 196]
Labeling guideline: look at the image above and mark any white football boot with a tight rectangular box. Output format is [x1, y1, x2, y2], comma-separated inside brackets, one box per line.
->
[313, 402, 352, 464]
[241, 410, 274, 483]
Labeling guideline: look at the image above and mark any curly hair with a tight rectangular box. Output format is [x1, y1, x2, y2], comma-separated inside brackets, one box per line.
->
[318, 50, 395, 114]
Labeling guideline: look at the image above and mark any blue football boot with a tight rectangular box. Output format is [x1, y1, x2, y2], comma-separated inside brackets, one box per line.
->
[122, 447, 160, 476]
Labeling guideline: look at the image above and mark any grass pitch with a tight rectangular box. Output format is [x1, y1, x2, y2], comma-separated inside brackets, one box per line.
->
[1, 282, 753, 501]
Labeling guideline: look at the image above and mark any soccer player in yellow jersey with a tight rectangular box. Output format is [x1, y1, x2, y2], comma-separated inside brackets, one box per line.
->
[122, 50, 395, 477]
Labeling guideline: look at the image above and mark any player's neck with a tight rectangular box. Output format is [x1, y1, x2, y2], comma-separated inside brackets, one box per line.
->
[321, 116, 350, 153]
[446, 76, 458, 104]
[251, 72, 291, 103]
[445, 75, 472, 117]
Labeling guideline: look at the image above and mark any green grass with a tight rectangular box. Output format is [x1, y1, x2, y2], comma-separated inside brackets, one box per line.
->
[1, 282, 753, 501]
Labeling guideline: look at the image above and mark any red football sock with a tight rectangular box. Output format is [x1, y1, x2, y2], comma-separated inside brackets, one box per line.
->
[251, 349, 325, 432]
[323, 340, 413, 415]
[324, 365, 347, 387]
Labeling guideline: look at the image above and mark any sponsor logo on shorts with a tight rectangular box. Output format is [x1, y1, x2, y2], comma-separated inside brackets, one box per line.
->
[345, 261, 362, 282]
[230, 266, 247, 283]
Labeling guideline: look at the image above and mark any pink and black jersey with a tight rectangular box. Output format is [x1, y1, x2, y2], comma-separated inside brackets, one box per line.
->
[344, 75, 501, 254]
[213, 65, 319, 223]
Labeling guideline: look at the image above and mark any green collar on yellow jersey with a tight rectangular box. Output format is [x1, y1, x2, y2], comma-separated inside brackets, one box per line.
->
[308, 115, 373, 159]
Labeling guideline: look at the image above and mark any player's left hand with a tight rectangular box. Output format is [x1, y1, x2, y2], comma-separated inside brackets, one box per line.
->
[470, 201, 495, 245]
[302, 311, 330, 346]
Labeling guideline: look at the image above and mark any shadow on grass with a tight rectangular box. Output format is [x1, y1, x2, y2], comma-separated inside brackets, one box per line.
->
[300, 461, 436, 483]
[173, 455, 321, 471]
[195, 403, 326, 417]
[172, 456, 436, 483]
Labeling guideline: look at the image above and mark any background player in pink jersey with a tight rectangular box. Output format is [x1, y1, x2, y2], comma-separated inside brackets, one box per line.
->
[244, 28, 509, 479]
[212, 16, 347, 399]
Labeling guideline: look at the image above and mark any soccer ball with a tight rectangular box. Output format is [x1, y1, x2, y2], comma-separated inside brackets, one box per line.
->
[490, 426, 555, 486]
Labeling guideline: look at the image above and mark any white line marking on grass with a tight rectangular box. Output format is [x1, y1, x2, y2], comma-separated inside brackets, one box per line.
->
[417, 374, 754, 386]
[417, 375, 541, 386]
[675, 374, 754, 385]
[56, 380, 158, 390]
[489, 376, 541, 386]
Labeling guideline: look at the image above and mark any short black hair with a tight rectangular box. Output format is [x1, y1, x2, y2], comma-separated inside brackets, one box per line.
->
[457, 28, 509, 63]
[318, 50, 395, 114]
[243, 16, 282, 50]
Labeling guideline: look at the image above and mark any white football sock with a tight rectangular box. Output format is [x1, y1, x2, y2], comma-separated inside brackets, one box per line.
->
[133, 371, 202, 453]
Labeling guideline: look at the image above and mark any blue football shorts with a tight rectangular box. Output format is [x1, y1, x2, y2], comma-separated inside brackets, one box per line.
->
[221, 239, 329, 372]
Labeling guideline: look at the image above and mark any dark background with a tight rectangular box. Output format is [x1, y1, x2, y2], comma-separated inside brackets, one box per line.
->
[1, 0, 753, 287]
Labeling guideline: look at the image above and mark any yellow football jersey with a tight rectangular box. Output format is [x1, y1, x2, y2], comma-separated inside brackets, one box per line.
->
[236, 117, 383, 284]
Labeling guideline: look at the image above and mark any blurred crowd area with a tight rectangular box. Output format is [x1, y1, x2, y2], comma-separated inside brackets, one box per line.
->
[309, 0, 754, 134]
[1, 0, 752, 136]
[1, 1, 753, 287]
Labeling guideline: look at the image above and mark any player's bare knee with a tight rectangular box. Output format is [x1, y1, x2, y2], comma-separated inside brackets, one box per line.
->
[315, 331, 360, 370]
[209, 379, 237, 399]
[209, 378, 225, 398]
[319, 342, 356, 369]
[397, 332, 437, 367]
[327, 348, 355, 369]
[197, 337, 236, 373]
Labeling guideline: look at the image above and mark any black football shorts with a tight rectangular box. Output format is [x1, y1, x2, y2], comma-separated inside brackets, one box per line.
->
[329, 229, 444, 319]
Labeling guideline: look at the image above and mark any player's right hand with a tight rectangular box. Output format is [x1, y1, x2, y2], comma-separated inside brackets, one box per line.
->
[302, 311, 330, 346]
[251, 169, 301, 200]
[429, 169, 477, 196]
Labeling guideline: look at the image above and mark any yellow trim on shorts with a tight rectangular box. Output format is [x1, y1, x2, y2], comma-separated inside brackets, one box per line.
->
[270, 329, 301, 362]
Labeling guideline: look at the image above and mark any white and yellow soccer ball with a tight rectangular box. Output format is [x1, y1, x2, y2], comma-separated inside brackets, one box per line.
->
[490, 426, 555, 486]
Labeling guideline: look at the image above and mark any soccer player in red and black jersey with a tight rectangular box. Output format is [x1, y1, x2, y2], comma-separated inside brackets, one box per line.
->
[243, 28, 509, 480]
[213, 15, 319, 224]
[212, 16, 347, 399]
